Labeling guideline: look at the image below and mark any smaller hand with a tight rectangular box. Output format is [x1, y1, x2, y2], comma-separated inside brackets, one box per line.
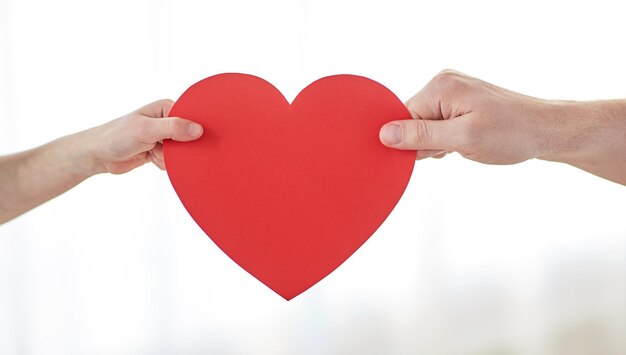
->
[88, 99, 203, 174]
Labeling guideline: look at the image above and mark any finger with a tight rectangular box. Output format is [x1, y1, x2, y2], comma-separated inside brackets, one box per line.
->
[151, 142, 164, 161]
[431, 151, 448, 159]
[404, 89, 444, 120]
[137, 99, 175, 118]
[151, 155, 166, 170]
[152, 158, 166, 170]
[416, 149, 447, 160]
[149, 148, 166, 170]
[380, 117, 467, 151]
[137, 117, 203, 143]
[405, 69, 472, 120]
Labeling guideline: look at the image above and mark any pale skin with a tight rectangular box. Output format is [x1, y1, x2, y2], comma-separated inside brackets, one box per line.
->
[380, 70, 626, 185]
[1, 71, 625, 224]
[0, 100, 203, 224]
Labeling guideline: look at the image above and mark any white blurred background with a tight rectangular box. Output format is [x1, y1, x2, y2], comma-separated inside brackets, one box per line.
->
[1, 0, 625, 354]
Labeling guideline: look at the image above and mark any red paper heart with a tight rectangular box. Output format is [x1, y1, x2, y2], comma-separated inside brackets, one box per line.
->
[164, 74, 414, 300]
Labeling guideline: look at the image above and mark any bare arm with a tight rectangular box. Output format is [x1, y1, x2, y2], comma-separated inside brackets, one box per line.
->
[379, 70, 626, 185]
[0, 100, 203, 224]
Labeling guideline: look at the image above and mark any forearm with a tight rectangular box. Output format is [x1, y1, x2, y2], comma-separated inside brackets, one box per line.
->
[0, 131, 100, 223]
[539, 99, 626, 185]
[0, 100, 201, 224]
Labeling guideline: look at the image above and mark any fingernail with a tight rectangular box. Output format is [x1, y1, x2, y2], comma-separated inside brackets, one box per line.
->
[381, 124, 402, 145]
[188, 123, 203, 137]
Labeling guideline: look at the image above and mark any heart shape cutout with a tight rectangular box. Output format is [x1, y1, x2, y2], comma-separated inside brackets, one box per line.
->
[164, 74, 414, 300]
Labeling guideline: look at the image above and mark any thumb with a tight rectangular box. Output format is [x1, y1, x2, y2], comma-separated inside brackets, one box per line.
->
[140, 117, 204, 143]
[379, 118, 463, 151]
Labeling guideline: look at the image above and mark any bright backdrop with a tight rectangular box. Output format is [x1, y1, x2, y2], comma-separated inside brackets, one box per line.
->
[1, 1, 625, 354]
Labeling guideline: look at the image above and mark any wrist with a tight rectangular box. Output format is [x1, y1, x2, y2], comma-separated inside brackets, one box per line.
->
[537, 99, 626, 168]
[536, 100, 598, 166]
[61, 129, 108, 178]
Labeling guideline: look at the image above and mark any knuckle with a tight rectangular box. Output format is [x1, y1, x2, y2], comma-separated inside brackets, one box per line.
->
[435, 70, 462, 86]
[411, 120, 432, 145]
[150, 98, 174, 108]
[168, 117, 189, 138]
[157, 98, 175, 110]
[153, 99, 175, 117]
[437, 68, 460, 77]
[159, 98, 175, 106]
[167, 117, 179, 135]
[431, 69, 469, 95]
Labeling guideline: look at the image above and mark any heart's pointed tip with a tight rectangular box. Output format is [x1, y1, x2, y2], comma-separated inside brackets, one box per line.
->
[275, 288, 305, 301]
[277, 292, 297, 301]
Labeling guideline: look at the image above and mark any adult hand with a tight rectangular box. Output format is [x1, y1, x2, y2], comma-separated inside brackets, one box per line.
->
[379, 70, 626, 184]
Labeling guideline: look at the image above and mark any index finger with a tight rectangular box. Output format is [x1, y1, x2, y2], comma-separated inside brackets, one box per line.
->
[136, 99, 176, 118]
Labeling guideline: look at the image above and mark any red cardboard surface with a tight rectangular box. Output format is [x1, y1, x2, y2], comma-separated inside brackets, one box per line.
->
[164, 74, 415, 300]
